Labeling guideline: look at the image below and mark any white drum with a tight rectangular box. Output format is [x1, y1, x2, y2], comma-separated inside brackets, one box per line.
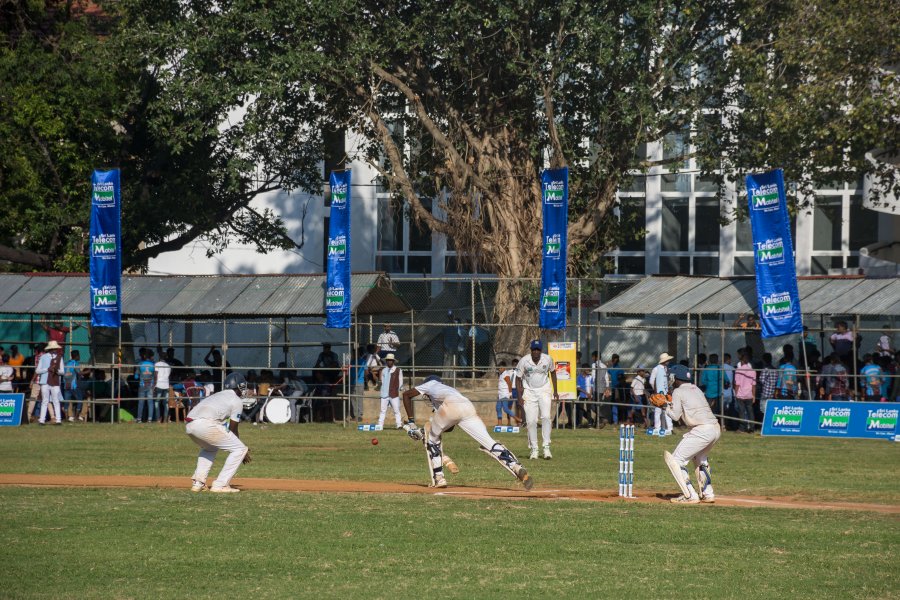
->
[264, 397, 292, 424]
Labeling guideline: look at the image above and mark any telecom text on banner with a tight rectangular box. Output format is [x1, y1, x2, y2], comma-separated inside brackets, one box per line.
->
[89, 169, 122, 328]
[745, 169, 803, 338]
[325, 170, 352, 328]
[762, 400, 899, 441]
[539, 167, 568, 330]
[0, 393, 25, 426]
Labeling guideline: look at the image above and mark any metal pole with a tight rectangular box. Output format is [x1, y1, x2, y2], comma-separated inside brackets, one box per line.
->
[576, 279, 582, 431]
[411, 309, 416, 383]
[221, 319, 227, 391]
[345, 318, 350, 428]
[853, 314, 860, 398]
[719, 318, 725, 428]
[267, 318, 272, 369]
[686, 312, 691, 364]
[800, 325, 812, 399]
[470, 279, 476, 381]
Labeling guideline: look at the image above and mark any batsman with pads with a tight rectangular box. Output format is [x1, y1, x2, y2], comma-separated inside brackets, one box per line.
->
[401, 376, 533, 491]
[654, 364, 720, 504]
[185, 373, 258, 493]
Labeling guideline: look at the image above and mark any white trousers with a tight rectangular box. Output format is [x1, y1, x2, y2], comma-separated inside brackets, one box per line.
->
[377, 396, 402, 427]
[428, 401, 497, 450]
[186, 419, 248, 488]
[39, 384, 62, 424]
[672, 424, 721, 466]
[522, 385, 552, 449]
[653, 406, 673, 431]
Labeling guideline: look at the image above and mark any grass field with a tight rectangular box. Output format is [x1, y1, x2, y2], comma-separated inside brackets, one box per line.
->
[1, 423, 898, 599]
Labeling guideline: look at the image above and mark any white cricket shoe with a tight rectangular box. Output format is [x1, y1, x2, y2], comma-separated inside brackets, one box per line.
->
[670, 494, 700, 504]
[542, 446, 552, 460]
[190, 480, 207, 493]
[432, 473, 448, 488]
[209, 485, 240, 493]
[529, 448, 539, 460]
[700, 494, 716, 504]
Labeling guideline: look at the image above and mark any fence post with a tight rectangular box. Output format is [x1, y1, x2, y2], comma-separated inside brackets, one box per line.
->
[411, 308, 416, 383]
[470, 279, 476, 381]
[719, 319, 725, 428]
[221, 319, 227, 391]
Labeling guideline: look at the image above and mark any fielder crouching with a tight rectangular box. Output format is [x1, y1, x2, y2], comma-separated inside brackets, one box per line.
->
[185, 373, 258, 493]
[401, 376, 533, 491]
[658, 364, 719, 504]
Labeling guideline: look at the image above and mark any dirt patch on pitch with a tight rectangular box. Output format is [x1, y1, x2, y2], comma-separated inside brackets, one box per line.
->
[0, 473, 896, 514]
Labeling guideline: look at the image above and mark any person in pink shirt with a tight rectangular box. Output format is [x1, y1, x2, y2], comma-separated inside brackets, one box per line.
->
[733, 350, 757, 434]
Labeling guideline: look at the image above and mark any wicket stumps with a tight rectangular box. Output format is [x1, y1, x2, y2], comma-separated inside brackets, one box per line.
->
[618, 424, 635, 498]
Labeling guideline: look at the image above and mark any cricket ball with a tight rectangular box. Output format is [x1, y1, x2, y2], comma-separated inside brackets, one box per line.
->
[371, 438, 379, 445]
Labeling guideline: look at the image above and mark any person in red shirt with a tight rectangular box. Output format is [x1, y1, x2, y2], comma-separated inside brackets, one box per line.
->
[41, 318, 82, 347]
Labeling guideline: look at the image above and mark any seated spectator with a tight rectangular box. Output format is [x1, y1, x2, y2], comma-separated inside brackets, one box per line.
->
[364, 344, 381, 388]
[314, 343, 341, 383]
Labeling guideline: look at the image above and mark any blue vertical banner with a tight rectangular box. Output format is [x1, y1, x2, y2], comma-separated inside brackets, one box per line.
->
[539, 167, 568, 330]
[746, 169, 803, 338]
[325, 170, 352, 328]
[89, 169, 122, 328]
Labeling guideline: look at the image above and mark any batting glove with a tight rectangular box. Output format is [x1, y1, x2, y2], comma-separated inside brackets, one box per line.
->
[402, 422, 424, 441]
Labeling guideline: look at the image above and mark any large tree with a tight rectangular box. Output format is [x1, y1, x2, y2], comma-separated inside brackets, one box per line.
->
[1, 1, 896, 333]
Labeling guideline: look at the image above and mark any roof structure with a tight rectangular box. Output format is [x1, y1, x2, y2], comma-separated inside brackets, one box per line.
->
[595, 276, 900, 316]
[0, 273, 409, 317]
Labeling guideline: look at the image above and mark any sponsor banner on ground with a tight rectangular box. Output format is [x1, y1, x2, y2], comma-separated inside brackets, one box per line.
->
[0, 393, 24, 426]
[745, 169, 803, 339]
[548, 341, 577, 400]
[90, 169, 122, 328]
[539, 168, 568, 330]
[326, 170, 352, 328]
[762, 400, 899, 440]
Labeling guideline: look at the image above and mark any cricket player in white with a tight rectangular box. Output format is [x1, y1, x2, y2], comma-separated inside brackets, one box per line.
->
[401, 376, 532, 490]
[185, 373, 257, 493]
[515, 340, 559, 459]
[662, 364, 720, 504]
[648, 353, 675, 436]
[377, 354, 404, 429]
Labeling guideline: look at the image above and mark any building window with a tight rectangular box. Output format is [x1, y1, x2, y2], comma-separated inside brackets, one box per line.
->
[813, 196, 842, 252]
[377, 198, 404, 252]
[849, 195, 878, 251]
[695, 199, 720, 252]
[375, 196, 433, 274]
[662, 197, 690, 252]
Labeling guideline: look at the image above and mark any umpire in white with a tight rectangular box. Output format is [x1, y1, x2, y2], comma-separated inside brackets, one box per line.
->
[185, 373, 257, 493]
[515, 340, 559, 460]
[662, 364, 720, 504]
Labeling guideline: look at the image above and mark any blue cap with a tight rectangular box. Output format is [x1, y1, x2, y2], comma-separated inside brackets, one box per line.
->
[530, 340, 542, 350]
[669, 364, 692, 382]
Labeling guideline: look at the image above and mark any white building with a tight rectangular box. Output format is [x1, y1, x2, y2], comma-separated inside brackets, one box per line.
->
[149, 131, 900, 280]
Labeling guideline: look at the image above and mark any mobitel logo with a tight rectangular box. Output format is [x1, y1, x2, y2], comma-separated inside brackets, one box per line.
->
[331, 182, 348, 207]
[92, 182, 116, 206]
[91, 234, 117, 259]
[542, 285, 560, 309]
[866, 408, 898, 432]
[772, 405, 803, 428]
[544, 233, 561, 258]
[326, 286, 345, 308]
[762, 292, 792, 317]
[751, 183, 779, 211]
[543, 181, 565, 205]
[818, 407, 850, 430]
[328, 234, 347, 257]
[92, 285, 118, 308]
[756, 238, 785, 265]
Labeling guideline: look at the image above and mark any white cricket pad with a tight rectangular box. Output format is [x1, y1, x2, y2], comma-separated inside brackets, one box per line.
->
[664, 450, 693, 499]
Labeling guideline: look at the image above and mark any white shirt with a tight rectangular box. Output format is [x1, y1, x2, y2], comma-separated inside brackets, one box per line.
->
[0, 365, 13, 391]
[631, 374, 646, 397]
[649, 363, 669, 394]
[377, 331, 400, 352]
[414, 379, 470, 410]
[498, 369, 516, 398]
[516, 353, 555, 390]
[35, 352, 64, 386]
[379, 365, 404, 398]
[592, 361, 611, 392]
[186, 389, 244, 423]
[666, 383, 719, 428]
[154, 360, 171, 390]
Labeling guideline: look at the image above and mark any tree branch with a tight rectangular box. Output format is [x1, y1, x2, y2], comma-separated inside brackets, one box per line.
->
[0, 244, 53, 269]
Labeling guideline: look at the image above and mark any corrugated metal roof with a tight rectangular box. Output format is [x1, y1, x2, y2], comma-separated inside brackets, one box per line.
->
[0, 273, 408, 317]
[597, 276, 900, 316]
